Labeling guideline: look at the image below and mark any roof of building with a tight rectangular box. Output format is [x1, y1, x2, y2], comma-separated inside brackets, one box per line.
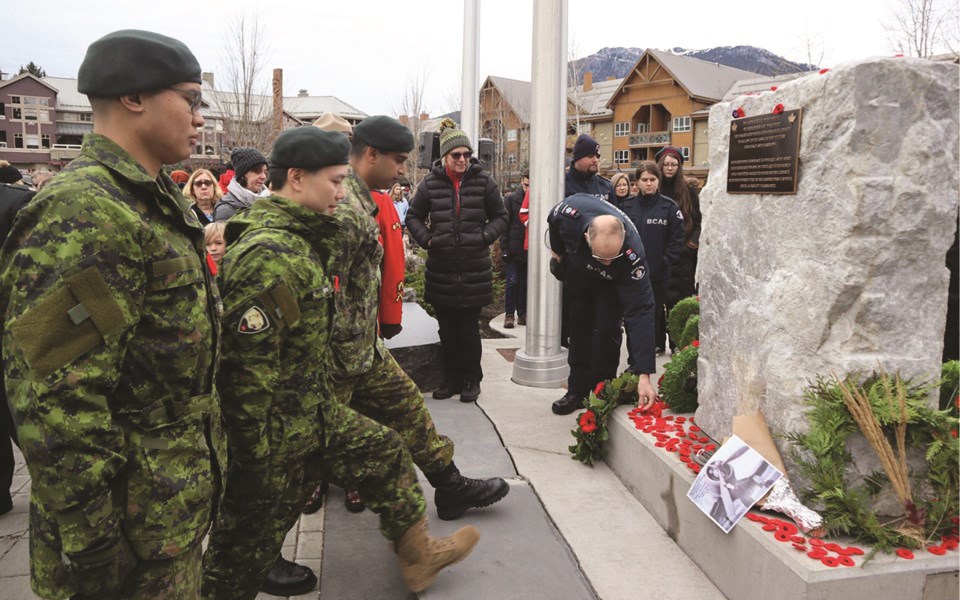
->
[721, 71, 815, 102]
[41, 77, 88, 111]
[0, 73, 59, 94]
[283, 95, 366, 121]
[484, 76, 533, 124]
[608, 49, 759, 108]
[570, 77, 622, 118]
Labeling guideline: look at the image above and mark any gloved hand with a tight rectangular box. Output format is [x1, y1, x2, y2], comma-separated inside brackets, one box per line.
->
[549, 256, 565, 281]
[380, 323, 403, 339]
[64, 530, 137, 598]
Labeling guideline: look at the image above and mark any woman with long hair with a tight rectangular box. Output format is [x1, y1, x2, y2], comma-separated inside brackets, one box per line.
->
[656, 146, 702, 351]
[619, 161, 685, 355]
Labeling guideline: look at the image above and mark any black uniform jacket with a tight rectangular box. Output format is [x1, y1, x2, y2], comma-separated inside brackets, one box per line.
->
[547, 193, 657, 374]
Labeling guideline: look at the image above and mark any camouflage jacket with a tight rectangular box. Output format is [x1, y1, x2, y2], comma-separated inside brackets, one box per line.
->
[218, 196, 338, 470]
[0, 134, 225, 563]
[326, 174, 384, 378]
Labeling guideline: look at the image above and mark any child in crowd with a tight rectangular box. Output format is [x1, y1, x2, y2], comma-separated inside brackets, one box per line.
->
[204, 221, 226, 273]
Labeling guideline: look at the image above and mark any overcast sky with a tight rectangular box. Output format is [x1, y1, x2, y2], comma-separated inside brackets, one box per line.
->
[3, 0, 911, 117]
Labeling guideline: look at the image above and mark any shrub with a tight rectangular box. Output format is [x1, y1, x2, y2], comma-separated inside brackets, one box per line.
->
[678, 314, 700, 349]
[659, 345, 699, 413]
[941, 360, 959, 411]
[667, 296, 699, 344]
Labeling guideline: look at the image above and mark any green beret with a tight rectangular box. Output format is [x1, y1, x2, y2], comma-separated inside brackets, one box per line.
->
[353, 115, 415, 153]
[78, 29, 201, 96]
[270, 127, 350, 170]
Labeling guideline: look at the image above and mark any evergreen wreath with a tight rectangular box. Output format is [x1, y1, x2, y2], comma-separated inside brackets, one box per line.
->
[569, 372, 639, 466]
[658, 343, 699, 413]
[787, 371, 959, 552]
[679, 314, 700, 349]
[667, 295, 699, 343]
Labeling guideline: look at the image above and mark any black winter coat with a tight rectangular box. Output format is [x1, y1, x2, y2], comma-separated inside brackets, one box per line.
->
[665, 187, 702, 308]
[501, 187, 527, 260]
[406, 159, 508, 307]
[564, 168, 613, 202]
[619, 191, 685, 283]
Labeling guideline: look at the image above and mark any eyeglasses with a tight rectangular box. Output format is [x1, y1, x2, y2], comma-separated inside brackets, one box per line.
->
[521, 182, 529, 188]
[193, 179, 214, 187]
[167, 87, 203, 113]
[591, 251, 624, 262]
[450, 151, 472, 160]
[662, 162, 680, 168]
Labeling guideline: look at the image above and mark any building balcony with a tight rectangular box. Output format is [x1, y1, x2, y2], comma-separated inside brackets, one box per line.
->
[628, 131, 670, 147]
[50, 144, 82, 161]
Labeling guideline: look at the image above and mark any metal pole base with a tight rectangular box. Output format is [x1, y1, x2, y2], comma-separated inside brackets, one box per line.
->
[511, 348, 569, 388]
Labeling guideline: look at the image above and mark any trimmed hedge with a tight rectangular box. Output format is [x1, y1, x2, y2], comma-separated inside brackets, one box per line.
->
[659, 345, 699, 413]
[679, 314, 700, 349]
[667, 296, 699, 345]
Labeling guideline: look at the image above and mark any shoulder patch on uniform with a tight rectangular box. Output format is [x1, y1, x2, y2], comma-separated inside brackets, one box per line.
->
[561, 205, 580, 218]
[676, 209, 684, 220]
[631, 264, 646, 281]
[238, 306, 270, 334]
[625, 248, 639, 263]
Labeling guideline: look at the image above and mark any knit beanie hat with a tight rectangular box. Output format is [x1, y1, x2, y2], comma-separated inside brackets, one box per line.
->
[572, 134, 600, 162]
[439, 118, 472, 157]
[231, 147, 268, 181]
[0, 164, 22, 184]
[170, 169, 190, 184]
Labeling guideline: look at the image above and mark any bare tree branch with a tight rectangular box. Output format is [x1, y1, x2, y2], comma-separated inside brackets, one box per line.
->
[216, 11, 274, 154]
[395, 68, 431, 186]
[885, 0, 957, 57]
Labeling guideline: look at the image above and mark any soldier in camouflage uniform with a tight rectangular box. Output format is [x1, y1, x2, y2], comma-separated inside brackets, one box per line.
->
[201, 127, 480, 599]
[324, 116, 510, 519]
[0, 30, 224, 599]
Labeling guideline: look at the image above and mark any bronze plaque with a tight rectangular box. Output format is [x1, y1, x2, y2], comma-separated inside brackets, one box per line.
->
[726, 108, 802, 194]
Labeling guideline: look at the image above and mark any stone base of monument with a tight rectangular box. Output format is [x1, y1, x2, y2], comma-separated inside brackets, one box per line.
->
[384, 302, 443, 392]
[604, 405, 960, 600]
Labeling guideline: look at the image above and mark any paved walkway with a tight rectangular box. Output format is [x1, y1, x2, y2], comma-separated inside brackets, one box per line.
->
[0, 318, 724, 600]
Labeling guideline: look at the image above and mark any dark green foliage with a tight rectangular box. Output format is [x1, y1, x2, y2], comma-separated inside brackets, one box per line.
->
[667, 296, 699, 343]
[787, 373, 960, 552]
[940, 360, 958, 411]
[19, 62, 46, 78]
[678, 314, 700, 349]
[659, 346, 698, 413]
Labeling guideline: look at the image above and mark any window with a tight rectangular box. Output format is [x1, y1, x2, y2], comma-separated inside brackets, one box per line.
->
[614, 122, 630, 137]
[681, 146, 690, 161]
[0, 102, 4, 119]
[507, 129, 517, 142]
[614, 150, 629, 164]
[79, 113, 93, 122]
[12, 108, 21, 120]
[672, 116, 691, 132]
[24, 134, 39, 149]
[205, 145, 215, 155]
[579, 122, 593, 133]
[636, 122, 647, 133]
[41, 134, 50, 149]
[0, 131, 6, 147]
[13, 133, 22, 148]
[508, 154, 517, 165]
[195, 145, 202, 155]
[215, 120, 223, 131]
[9, 96, 20, 105]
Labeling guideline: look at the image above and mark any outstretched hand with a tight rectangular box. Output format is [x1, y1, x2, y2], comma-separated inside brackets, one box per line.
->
[635, 375, 656, 411]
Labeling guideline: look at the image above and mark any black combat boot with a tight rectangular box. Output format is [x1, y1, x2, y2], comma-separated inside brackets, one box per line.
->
[426, 462, 509, 521]
[432, 378, 463, 400]
[460, 379, 480, 403]
[551, 392, 583, 415]
[260, 555, 317, 596]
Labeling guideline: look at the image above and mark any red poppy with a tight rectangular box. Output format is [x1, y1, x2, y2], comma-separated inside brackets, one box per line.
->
[951, 429, 957, 438]
[594, 381, 605, 396]
[821, 556, 839, 568]
[657, 373, 664, 388]
[732, 107, 745, 118]
[579, 410, 597, 434]
[809, 538, 825, 547]
[896, 548, 915, 559]
[692, 340, 700, 348]
[928, 545, 947, 555]
[792, 542, 807, 551]
[772, 103, 785, 115]
[894, 53, 904, 57]
[819, 68, 830, 74]
[838, 555, 855, 567]
[770, 86, 778, 91]
[807, 549, 827, 559]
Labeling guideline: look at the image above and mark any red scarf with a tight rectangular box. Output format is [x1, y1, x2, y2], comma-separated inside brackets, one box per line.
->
[445, 166, 463, 217]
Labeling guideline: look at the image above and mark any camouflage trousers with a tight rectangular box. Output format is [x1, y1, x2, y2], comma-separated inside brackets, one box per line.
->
[29, 504, 203, 600]
[336, 348, 455, 476]
[201, 399, 425, 600]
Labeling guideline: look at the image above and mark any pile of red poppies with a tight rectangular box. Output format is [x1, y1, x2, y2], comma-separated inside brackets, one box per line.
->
[745, 513, 864, 567]
[626, 402, 715, 475]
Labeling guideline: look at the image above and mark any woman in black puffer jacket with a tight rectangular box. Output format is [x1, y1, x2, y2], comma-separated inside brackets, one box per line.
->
[406, 121, 507, 403]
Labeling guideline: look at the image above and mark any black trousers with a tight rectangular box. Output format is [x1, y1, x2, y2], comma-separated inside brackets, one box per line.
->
[0, 394, 17, 502]
[565, 274, 623, 398]
[433, 305, 484, 383]
[652, 279, 668, 350]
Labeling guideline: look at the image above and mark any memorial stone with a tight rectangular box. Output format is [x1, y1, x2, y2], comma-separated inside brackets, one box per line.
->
[696, 58, 959, 474]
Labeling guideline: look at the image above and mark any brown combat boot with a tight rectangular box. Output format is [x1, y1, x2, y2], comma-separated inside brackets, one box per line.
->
[392, 517, 480, 592]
